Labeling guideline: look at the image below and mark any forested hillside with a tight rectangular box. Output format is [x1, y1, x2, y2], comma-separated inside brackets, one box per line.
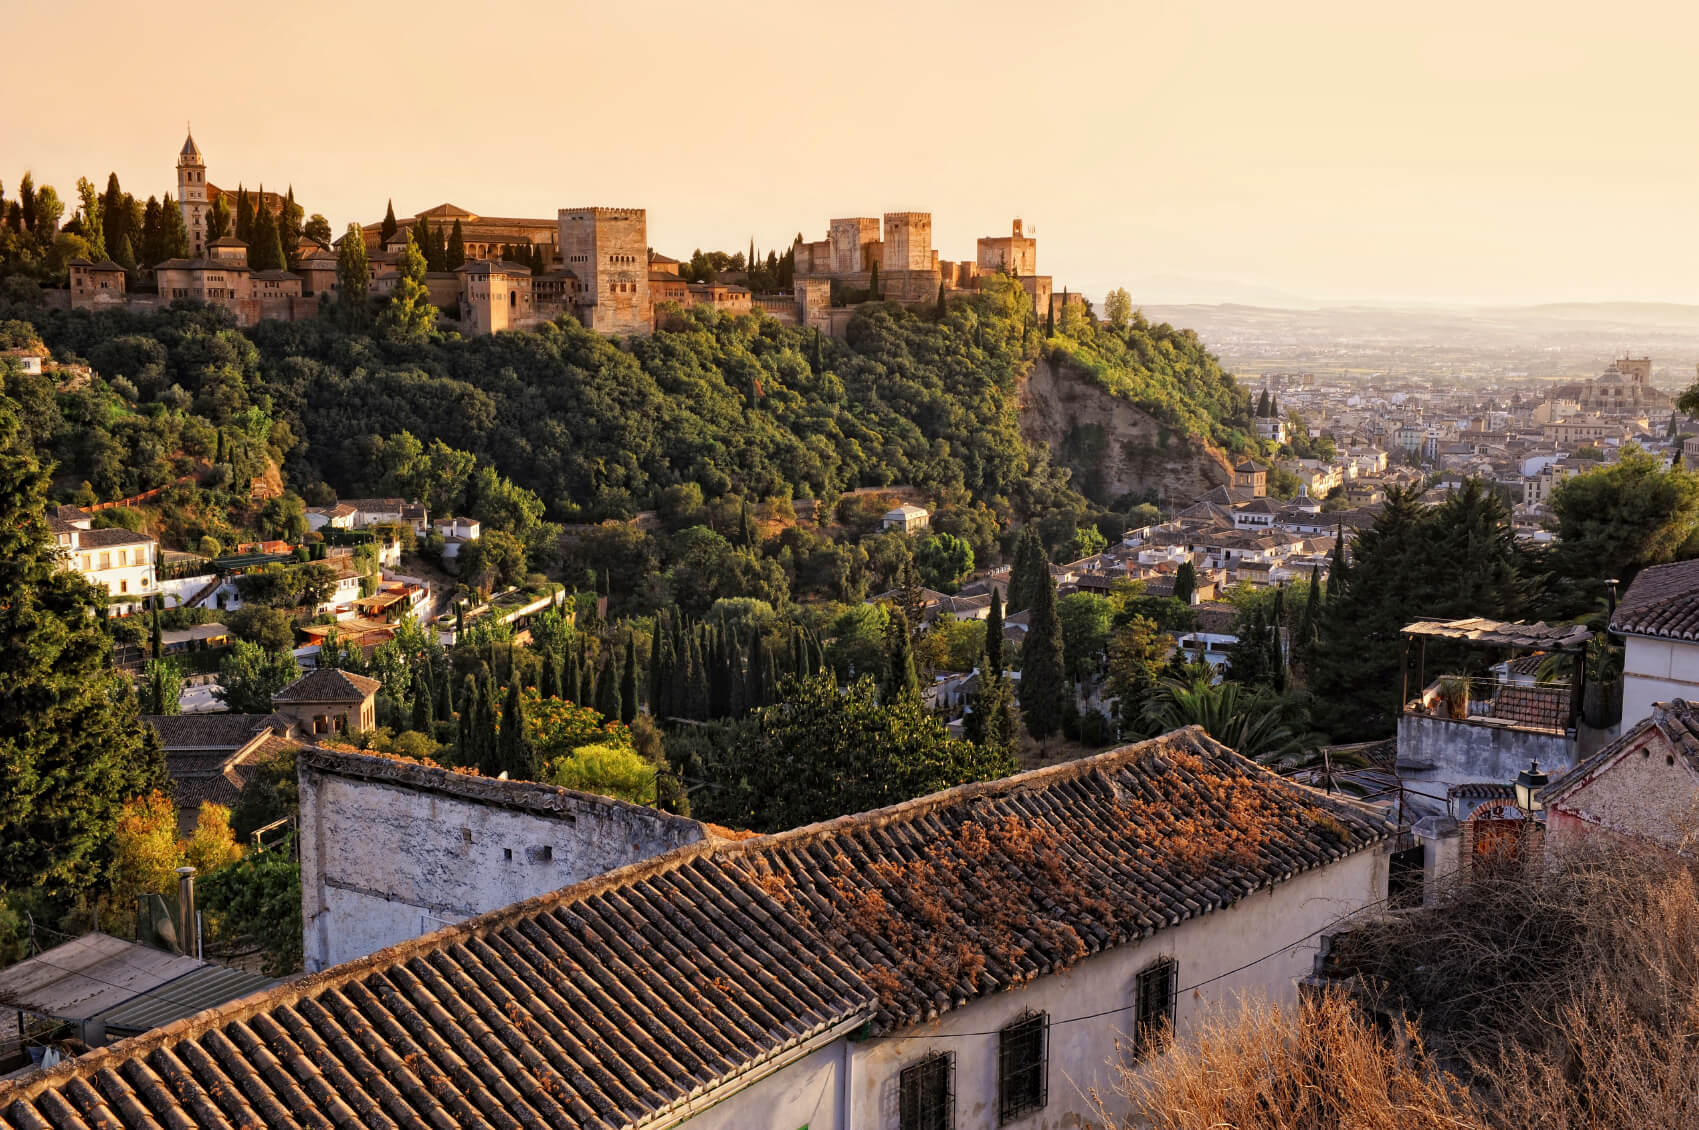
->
[0, 275, 1252, 541]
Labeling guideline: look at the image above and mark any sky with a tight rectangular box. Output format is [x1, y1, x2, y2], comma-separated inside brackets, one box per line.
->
[6, 0, 1697, 307]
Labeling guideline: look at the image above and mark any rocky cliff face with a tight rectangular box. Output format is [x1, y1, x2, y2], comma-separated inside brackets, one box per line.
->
[1019, 356, 1233, 506]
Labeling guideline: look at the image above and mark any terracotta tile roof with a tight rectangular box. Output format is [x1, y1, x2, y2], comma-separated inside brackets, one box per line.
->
[1482, 685, 1570, 731]
[271, 667, 381, 703]
[1611, 559, 1699, 640]
[737, 728, 1389, 1030]
[145, 714, 291, 751]
[74, 526, 155, 548]
[0, 729, 1390, 1126]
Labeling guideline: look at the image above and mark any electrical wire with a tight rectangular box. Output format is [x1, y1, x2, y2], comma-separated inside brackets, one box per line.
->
[860, 885, 1408, 1042]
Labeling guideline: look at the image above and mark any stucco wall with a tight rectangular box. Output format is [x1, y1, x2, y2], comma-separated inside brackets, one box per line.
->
[1623, 636, 1699, 733]
[1549, 726, 1699, 852]
[675, 1037, 849, 1130]
[846, 846, 1388, 1130]
[298, 751, 705, 971]
[1396, 712, 1578, 794]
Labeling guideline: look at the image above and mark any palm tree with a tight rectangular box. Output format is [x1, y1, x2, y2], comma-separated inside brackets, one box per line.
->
[1138, 676, 1323, 768]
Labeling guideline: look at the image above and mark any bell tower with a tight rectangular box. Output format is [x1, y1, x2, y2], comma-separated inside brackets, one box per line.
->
[177, 128, 208, 255]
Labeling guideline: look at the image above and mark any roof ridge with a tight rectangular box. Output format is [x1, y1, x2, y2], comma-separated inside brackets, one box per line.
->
[0, 836, 725, 1105]
[719, 728, 1218, 854]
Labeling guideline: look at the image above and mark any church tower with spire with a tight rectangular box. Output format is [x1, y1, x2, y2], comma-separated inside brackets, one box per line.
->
[177, 129, 208, 255]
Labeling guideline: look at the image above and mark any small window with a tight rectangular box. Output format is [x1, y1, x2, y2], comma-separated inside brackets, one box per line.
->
[899, 1051, 953, 1130]
[1133, 958, 1178, 1058]
[997, 1012, 1048, 1123]
[504, 848, 513, 861]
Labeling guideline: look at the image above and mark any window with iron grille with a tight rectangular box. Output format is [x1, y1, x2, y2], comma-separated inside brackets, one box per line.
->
[1133, 957, 1178, 1058]
[899, 1051, 954, 1130]
[998, 1012, 1048, 1123]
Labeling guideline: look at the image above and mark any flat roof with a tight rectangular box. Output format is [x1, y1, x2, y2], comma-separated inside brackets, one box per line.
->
[1400, 616, 1592, 652]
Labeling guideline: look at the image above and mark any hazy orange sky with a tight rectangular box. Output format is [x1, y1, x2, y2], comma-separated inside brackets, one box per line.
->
[6, 0, 1694, 306]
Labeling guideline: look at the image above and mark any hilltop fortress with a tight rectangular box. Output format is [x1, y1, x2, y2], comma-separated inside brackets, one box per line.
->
[63, 132, 1068, 338]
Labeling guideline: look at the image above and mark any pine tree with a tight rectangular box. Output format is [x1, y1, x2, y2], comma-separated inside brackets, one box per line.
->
[381, 200, 398, 243]
[336, 223, 370, 326]
[0, 406, 163, 895]
[1019, 568, 1067, 743]
[447, 219, 466, 269]
[1173, 560, 1198, 605]
[621, 636, 638, 724]
[882, 608, 920, 703]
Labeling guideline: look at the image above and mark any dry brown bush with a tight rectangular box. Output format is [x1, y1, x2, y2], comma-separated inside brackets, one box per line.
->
[1113, 845, 1699, 1129]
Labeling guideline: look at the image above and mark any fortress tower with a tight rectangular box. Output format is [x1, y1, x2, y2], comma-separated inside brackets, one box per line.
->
[557, 207, 650, 334]
[880, 212, 933, 272]
[177, 130, 208, 256]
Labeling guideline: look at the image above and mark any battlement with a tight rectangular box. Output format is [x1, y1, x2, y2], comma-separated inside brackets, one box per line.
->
[558, 207, 646, 221]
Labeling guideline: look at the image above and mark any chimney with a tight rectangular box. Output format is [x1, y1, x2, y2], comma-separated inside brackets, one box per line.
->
[175, 866, 199, 960]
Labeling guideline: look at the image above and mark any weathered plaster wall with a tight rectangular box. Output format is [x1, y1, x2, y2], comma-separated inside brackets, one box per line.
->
[1549, 727, 1699, 852]
[1019, 357, 1233, 505]
[847, 845, 1387, 1130]
[299, 749, 705, 971]
[1396, 713, 1578, 794]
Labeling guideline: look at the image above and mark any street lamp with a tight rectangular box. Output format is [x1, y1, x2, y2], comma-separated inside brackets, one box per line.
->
[1514, 761, 1548, 819]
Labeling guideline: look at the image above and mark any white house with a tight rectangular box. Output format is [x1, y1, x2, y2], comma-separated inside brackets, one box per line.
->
[2, 346, 46, 376]
[304, 502, 356, 532]
[1612, 560, 1699, 732]
[432, 515, 482, 560]
[338, 497, 429, 535]
[47, 508, 158, 615]
[882, 502, 931, 533]
[1, 729, 1392, 1129]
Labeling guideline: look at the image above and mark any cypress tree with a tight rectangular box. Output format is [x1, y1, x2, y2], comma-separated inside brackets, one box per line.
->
[499, 680, 537, 781]
[336, 223, 370, 325]
[540, 648, 559, 700]
[478, 676, 501, 776]
[596, 653, 620, 723]
[882, 608, 920, 704]
[620, 636, 638, 724]
[281, 186, 303, 269]
[1269, 587, 1288, 692]
[437, 662, 454, 723]
[150, 600, 163, 658]
[447, 219, 466, 269]
[1019, 569, 1067, 743]
[206, 194, 231, 241]
[1296, 564, 1323, 671]
[686, 633, 710, 721]
[1044, 297, 1055, 337]
[578, 643, 595, 707]
[985, 588, 1005, 678]
[235, 186, 252, 243]
[140, 196, 162, 267]
[1328, 521, 1351, 603]
[868, 261, 880, 299]
[158, 195, 189, 260]
[1008, 526, 1047, 613]
[529, 244, 545, 274]
[1257, 388, 1271, 418]
[457, 675, 478, 764]
[250, 191, 283, 271]
[101, 172, 124, 252]
[935, 281, 947, 320]
[648, 619, 665, 715]
[426, 221, 446, 272]
[563, 643, 580, 703]
[747, 632, 768, 710]
[1173, 560, 1198, 605]
[381, 200, 398, 243]
[723, 629, 744, 719]
[411, 667, 433, 733]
